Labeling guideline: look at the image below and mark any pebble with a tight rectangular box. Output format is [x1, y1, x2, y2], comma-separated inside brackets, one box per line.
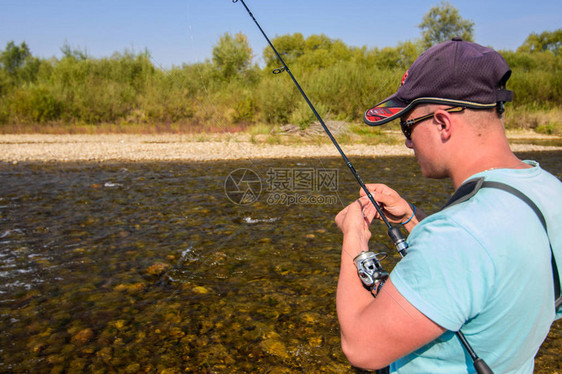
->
[145, 262, 170, 276]
[71, 328, 94, 345]
[0, 133, 558, 162]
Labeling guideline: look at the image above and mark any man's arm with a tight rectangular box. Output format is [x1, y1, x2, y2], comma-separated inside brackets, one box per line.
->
[335, 197, 444, 370]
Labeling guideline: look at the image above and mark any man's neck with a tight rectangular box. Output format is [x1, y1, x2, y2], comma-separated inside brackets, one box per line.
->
[449, 136, 531, 189]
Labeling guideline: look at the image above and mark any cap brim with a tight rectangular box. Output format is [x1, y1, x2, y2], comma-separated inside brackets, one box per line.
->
[363, 95, 414, 126]
[364, 96, 500, 126]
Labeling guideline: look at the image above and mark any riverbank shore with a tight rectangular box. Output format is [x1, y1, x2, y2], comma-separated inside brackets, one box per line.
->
[1, 132, 561, 162]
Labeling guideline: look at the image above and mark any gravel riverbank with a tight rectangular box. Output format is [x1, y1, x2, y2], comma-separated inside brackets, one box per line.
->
[0, 133, 560, 162]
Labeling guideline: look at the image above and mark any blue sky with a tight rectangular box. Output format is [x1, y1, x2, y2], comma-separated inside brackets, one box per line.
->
[1, 0, 560, 69]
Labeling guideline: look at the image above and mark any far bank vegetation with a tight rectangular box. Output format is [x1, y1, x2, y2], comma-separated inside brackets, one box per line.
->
[0, 3, 560, 136]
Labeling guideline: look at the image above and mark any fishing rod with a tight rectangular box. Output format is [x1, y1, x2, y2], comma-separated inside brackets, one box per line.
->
[233, 1, 492, 374]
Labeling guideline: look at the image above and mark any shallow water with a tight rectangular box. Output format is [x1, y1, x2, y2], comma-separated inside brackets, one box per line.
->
[0, 152, 560, 373]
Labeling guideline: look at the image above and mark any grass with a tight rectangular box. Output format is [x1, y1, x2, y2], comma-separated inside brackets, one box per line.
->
[248, 123, 275, 135]
[0, 104, 560, 148]
[505, 107, 562, 136]
[0, 117, 560, 148]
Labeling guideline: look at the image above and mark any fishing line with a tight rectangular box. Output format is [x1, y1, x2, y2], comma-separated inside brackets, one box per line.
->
[184, 4, 346, 207]
[142, 43, 274, 297]
[151, 3, 346, 298]
[184, 0, 354, 264]
[233, 0, 408, 259]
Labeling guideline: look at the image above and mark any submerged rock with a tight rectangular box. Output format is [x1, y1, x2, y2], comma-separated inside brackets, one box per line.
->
[71, 328, 94, 345]
[192, 286, 210, 294]
[146, 262, 171, 276]
[114, 282, 147, 294]
[260, 332, 289, 360]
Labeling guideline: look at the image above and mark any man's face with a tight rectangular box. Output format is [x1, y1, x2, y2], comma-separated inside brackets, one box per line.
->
[401, 105, 449, 180]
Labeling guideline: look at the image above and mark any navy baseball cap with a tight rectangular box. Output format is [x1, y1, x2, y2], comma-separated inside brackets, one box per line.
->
[364, 38, 514, 126]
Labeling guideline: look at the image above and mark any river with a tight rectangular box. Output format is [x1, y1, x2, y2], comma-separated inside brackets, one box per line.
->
[0, 152, 560, 373]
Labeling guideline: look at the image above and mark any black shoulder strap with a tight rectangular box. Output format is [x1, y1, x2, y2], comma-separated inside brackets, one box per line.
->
[444, 178, 561, 311]
[444, 178, 484, 209]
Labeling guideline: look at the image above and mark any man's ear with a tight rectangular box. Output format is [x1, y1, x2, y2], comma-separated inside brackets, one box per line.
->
[433, 109, 453, 141]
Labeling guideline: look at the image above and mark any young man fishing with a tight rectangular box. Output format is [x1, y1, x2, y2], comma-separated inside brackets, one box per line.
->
[335, 38, 562, 373]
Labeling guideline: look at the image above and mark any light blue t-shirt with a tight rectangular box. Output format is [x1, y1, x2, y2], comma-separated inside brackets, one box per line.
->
[389, 161, 562, 374]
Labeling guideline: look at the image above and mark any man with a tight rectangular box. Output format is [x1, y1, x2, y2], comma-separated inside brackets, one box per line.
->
[335, 38, 562, 373]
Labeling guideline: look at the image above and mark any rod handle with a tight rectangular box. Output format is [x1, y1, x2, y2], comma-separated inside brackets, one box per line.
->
[473, 358, 494, 374]
[387, 226, 408, 257]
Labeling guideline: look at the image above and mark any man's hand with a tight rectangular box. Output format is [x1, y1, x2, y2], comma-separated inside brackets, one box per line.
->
[335, 197, 376, 255]
[360, 184, 425, 231]
[335, 186, 443, 370]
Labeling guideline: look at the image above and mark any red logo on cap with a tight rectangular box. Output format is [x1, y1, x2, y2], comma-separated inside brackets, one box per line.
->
[401, 70, 409, 86]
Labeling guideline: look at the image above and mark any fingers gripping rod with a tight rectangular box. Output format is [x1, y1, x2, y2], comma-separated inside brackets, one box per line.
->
[233, 0, 408, 257]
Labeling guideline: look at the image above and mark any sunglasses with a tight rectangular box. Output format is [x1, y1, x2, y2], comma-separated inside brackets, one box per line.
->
[400, 106, 465, 140]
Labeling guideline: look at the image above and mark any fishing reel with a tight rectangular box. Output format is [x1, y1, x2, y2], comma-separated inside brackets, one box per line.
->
[353, 251, 389, 295]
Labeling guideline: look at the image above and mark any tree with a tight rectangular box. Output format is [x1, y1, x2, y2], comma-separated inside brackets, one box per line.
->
[212, 32, 253, 79]
[369, 41, 423, 70]
[517, 29, 562, 55]
[263, 33, 305, 70]
[263, 33, 353, 71]
[418, 1, 474, 49]
[0, 41, 41, 86]
[0, 41, 32, 74]
[61, 41, 89, 61]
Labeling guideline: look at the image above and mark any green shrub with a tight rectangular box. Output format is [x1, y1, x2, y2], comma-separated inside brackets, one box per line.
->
[9, 85, 61, 123]
[255, 75, 297, 124]
[289, 100, 329, 129]
[0, 35, 560, 131]
[232, 92, 256, 124]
